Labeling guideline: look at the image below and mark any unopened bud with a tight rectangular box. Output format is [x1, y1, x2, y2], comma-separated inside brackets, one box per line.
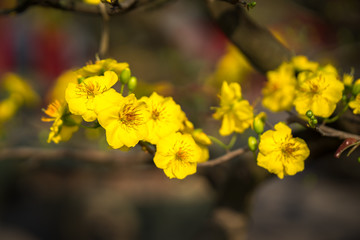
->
[253, 117, 265, 135]
[248, 136, 258, 152]
[128, 76, 137, 92]
[306, 110, 313, 118]
[120, 68, 131, 85]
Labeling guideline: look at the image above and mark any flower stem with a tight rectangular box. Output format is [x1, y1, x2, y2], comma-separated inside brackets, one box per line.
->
[209, 134, 237, 150]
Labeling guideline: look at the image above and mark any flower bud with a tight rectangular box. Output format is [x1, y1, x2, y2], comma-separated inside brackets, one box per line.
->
[128, 76, 137, 92]
[306, 110, 313, 118]
[253, 117, 265, 135]
[248, 136, 258, 152]
[120, 68, 131, 85]
[352, 79, 360, 95]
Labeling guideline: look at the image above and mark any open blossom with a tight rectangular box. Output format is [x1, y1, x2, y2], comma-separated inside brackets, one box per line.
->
[97, 94, 150, 149]
[140, 92, 183, 144]
[42, 100, 81, 143]
[262, 62, 297, 112]
[154, 132, 201, 179]
[76, 58, 129, 78]
[349, 94, 360, 114]
[257, 122, 310, 179]
[213, 81, 254, 136]
[65, 70, 119, 122]
[294, 67, 344, 118]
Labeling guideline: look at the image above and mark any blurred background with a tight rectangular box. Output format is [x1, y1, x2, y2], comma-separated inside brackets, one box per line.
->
[0, 0, 360, 239]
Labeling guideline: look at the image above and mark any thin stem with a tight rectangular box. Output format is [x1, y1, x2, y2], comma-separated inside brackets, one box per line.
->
[99, 2, 110, 58]
[198, 146, 249, 167]
[323, 102, 351, 124]
[208, 135, 230, 150]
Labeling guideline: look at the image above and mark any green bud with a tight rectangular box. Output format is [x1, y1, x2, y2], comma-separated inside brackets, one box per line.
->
[311, 118, 318, 125]
[306, 110, 313, 118]
[128, 76, 137, 92]
[120, 68, 131, 85]
[253, 117, 265, 135]
[248, 136, 258, 152]
[358, 157, 360, 163]
[352, 83, 360, 95]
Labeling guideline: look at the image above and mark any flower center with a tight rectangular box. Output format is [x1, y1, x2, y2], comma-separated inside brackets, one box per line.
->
[119, 104, 142, 126]
[152, 109, 160, 120]
[175, 148, 188, 161]
[77, 81, 103, 98]
[281, 142, 297, 158]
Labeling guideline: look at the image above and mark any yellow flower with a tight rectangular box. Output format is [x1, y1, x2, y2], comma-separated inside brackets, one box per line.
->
[291, 55, 319, 72]
[191, 129, 212, 163]
[208, 43, 253, 88]
[47, 70, 78, 101]
[2, 73, 39, 107]
[294, 68, 344, 117]
[140, 92, 183, 144]
[342, 73, 354, 87]
[0, 98, 18, 123]
[76, 58, 129, 78]
[213, 81, 254, 136]
[257, 122, 310, 179]
[65, 70, 119, 122]
[349, 94, 360, 114]
[42, 100, 81, 143]
[83, 0, 100, 5]
[154, 132, 201, 179]
[97, 94, 150, 149]
[262, 62, 297, 112]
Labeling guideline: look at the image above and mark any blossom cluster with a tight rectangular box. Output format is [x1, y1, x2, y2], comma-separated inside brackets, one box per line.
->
[42, 59, 211, 179]
[212, 80, 310, 179]
[262, 56, 344, 118]
[0, 73, 39, 125]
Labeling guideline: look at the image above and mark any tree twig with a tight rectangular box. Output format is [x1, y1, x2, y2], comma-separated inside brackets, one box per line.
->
[198, 146, 249, 167]
[99, 2, 110, 58]
[287, 114, 360, 140]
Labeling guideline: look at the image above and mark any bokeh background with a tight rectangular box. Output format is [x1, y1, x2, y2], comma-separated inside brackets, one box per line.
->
[1, 0, 360, 239]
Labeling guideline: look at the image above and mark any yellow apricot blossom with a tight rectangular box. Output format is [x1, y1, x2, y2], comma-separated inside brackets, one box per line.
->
[2, 73, 40, 106]
[191, 129, 212, 163]
[42, 100, 81, 143]
[213, 81, 254, 136]
[349, 94, 360, 114]
[47, 70, 78, 101]
[294, 68, 344, 118]
[257, 122, 310, 179]
[154, 132, 201, 179]
[208, 43, 253, 88]
[291, 55, 319, 72]
[65, 70, 119, 122]
[76, 58, 129, 78]
[262, 62, 297, 112]
[97, 94, 150, 149]
[140, 92, 183, 144]
[0, 98, 18, 123]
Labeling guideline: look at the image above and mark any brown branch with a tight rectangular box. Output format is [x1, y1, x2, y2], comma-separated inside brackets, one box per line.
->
[198, 146, 249, 167]
[206, 0, 293, 73]
[0, 0, 152, 16]
[287, 114, 360, 140]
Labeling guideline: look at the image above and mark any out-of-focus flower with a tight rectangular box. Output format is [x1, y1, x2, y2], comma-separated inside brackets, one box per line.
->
[291, 55, 319, 72]
[213, 81, 254, 136]
[342, 73, 354, 87]
[97, 94, 150, 149]
[140, 92, 183, 144]
[42, 100, 81, 143]
[262, 62, 296, 112]
[65, 70, 119, 122]
[294, 67, 344, 118]
[349, 94, 360, 114]
[76, 58, 129, 78]
[257, 122, 310, 179]
[83, 0, 100, 5]
[154, 132, 201, 179]
[2, 73, 40, 106]
[47, 70, 78, 101]
[0, 98, 18, 123]
[207, 43, 253, 88]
